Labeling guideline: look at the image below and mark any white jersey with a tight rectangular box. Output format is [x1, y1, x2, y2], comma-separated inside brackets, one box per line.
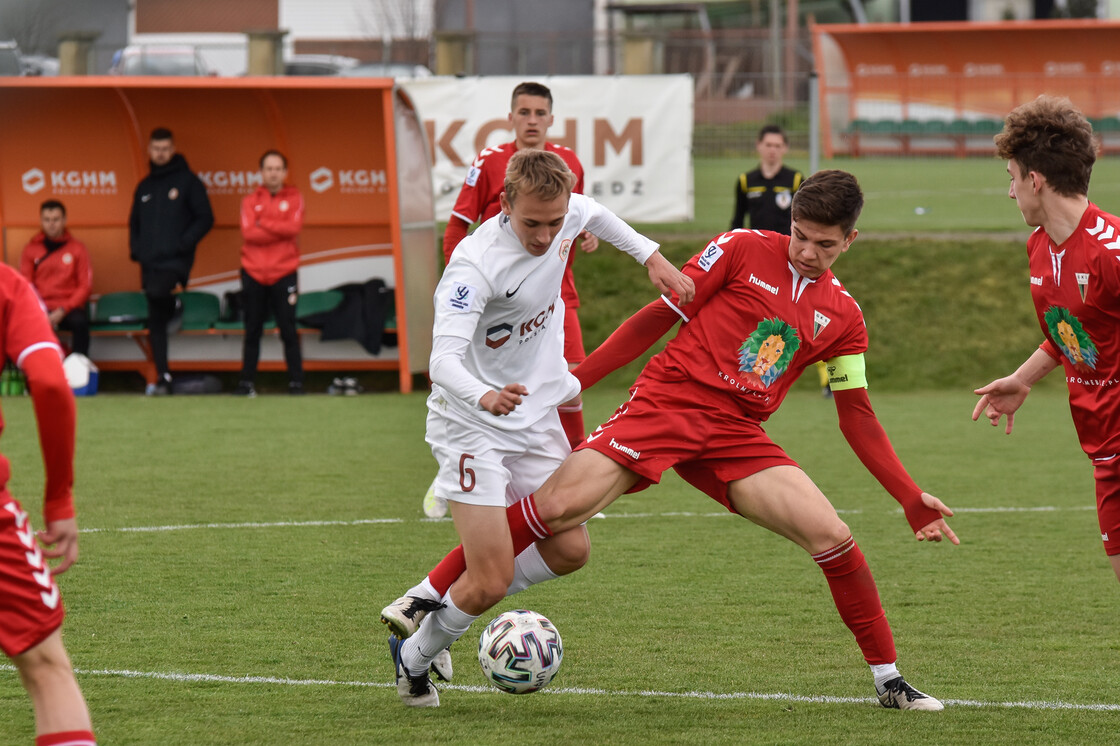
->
[430, 192, 659, 430]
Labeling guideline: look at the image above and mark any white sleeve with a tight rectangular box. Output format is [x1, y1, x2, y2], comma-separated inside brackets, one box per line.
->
[578, 195, 659, 265]
[430, 334, 492, 408]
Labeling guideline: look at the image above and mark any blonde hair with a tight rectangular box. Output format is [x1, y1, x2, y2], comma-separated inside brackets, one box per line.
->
[503, 149, 576, 205]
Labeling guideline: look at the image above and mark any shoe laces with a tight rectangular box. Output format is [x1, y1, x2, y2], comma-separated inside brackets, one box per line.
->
[406, 670, 436, 697]
[885, 677, 927, 702]
[403, 597, 446, 619]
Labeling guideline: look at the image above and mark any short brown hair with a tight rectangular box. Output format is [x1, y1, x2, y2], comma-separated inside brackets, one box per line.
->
[791, 170, 864, 235]
[504, 149, 575, 205]
[511, 81, 553, 111]
[995, 95, 1096, 197]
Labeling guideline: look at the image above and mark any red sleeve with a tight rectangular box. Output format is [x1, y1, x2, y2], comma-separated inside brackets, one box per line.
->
[64, 242, 93, 312]
[257, 190, 304, 239]
[442, 217, 470, 263]
[833, 386, 940, 533]
[18, 245, 35, 284]
[1039, 338, 1061, 361]
[22, 348, 75, 523]
[240, 195, 274, 245]
[573, 299, 681, 390]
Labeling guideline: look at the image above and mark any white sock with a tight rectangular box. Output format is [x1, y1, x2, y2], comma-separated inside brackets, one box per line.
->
[506, 543, 560, 596]
[404, 577, 440, 603]
[871, 662, 900, 689]
[402, 592, 478, 676]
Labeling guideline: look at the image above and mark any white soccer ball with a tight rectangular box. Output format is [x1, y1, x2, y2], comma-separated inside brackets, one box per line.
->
[477, 609, 563, 694]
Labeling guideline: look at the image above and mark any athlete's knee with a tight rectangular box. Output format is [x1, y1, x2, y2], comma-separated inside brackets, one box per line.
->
[541, 528, 590, 575]
[12, 631, 72, 690]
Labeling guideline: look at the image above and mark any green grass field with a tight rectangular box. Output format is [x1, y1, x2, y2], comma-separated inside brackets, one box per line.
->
[1, 389, 1117, 744]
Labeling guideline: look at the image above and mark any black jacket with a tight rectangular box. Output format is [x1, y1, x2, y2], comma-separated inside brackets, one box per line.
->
[129, 153, 214, 280]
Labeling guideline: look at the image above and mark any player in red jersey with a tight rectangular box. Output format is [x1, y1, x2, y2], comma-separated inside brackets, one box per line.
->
[0, 264, 96, 744]
[975, 95, 1120, 582]
[424, 81, 599, 518]
[388, 170, 957, 710]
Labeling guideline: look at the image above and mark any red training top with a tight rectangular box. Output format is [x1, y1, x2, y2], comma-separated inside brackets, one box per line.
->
[240, 184, 305, 286]
[19, 232, 93, 314]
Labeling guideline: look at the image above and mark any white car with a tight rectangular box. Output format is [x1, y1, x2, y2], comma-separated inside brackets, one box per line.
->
[109, 45, 214, 76]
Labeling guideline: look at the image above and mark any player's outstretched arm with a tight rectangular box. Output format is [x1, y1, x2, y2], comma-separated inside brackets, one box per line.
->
[834, 386, 959, 545]
[644, 250, 695, 304]
[972, 347, 1060, 435]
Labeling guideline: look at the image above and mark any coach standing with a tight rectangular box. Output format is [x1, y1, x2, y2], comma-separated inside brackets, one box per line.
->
[129, 127, 214, 396]
[234, 150, 305, 397]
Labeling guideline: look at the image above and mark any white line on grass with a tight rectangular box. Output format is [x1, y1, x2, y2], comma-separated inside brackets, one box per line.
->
[79, 505, 1094, 535]
[2, 665, 1117, 711]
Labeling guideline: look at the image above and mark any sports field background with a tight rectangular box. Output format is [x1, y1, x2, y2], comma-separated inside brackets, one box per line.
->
[3, 156, 1120, 743]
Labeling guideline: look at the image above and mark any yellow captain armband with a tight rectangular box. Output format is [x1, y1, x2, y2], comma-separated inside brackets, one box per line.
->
[824, 354, 868, 391]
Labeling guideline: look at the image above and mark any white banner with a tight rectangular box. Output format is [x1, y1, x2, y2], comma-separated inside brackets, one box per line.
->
[400, 75, 694, 223]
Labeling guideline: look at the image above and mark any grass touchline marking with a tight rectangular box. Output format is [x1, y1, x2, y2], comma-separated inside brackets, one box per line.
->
[80, 505, 1094, 535]
[3, 665, 1117, 711]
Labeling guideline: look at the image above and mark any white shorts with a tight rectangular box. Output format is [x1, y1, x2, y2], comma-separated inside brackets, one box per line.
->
[425, 404, 570, 508]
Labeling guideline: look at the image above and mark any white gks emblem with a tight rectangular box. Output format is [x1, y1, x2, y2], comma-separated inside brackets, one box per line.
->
[813, 310, 831, 339]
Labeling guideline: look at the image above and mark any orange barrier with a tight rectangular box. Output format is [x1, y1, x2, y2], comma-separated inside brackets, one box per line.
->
[812, 20, 1120, 158]
[0, 77, 437, 392]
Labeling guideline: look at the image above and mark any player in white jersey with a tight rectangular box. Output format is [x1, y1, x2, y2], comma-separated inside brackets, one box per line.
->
[384, 149, 694, 707]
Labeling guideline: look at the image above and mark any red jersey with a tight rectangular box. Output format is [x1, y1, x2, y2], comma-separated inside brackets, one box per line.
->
[641, 230, 868, 422]
[0, 264, 73, 520]
[240, 184, 304, 286]
[1027, 202, 1120, 461]
[447, 141, 586, 307]
[18, 232, 93, 314]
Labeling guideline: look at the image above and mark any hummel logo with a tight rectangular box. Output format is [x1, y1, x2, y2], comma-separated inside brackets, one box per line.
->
[506, 278, 528, 298]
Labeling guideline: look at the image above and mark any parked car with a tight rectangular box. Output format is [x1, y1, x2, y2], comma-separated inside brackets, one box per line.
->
[0, 40, 23, 76]
[20, 55, 59, 76]
[283, 54, 360, 76]
[339, 63, 433, 79]
[109, 45, 214, 76]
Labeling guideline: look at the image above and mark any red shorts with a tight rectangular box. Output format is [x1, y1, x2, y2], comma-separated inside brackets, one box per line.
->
[1094, 456, 1120, 556]
[0, 493, 64, 657]
[563, 306, 586, 364]
[576, 382, 798, 510]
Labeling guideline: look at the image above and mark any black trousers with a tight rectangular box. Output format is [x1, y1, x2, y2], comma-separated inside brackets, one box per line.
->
[240, 269, 303, 384]
[57, 307, 90, 357]
[142, 267, 183, 379]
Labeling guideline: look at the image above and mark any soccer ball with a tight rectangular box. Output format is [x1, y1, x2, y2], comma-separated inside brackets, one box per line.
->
[477, 609, 563, 694]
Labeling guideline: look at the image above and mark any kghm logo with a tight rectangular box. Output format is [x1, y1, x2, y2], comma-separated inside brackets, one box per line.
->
[198, 170, 263, 193]
[22, 167, 117, 195]
[309, 166, 388, 194]
[485, 323, 513, 349]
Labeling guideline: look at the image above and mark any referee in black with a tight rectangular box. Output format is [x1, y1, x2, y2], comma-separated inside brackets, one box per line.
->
[730, 124, 803, 233]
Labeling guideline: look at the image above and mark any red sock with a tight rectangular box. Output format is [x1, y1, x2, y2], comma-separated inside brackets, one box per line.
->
[558, 405, 585, 450]
[813, 536, 896, 665]
[426, 495, 553, 596]
[37, 731, 97, 746]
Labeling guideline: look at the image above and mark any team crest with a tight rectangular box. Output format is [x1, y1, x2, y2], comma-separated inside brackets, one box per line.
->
[1044, 305, 1098, 372]
[559, 238, 572, 261]
[736, 317, 801, 391]
[1076, 272, 1089, 302]
[813, 310, 831, 339]
[776, 191, 792, 210]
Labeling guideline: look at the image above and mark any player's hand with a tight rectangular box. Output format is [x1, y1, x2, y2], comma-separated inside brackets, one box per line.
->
[38, 517, 79, 574]
[578, 230, 599, 253]
[48, 307, 66, 326]
[480, 383, 529, 416]
[914, 492, 958, 545]
[645, 252, 695, 305]
[972, 375, 1031, 435]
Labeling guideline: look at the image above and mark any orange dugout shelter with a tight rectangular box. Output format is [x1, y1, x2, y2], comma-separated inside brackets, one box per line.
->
[812, 20, 1120, 158]
[0, 77, 437, 392]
